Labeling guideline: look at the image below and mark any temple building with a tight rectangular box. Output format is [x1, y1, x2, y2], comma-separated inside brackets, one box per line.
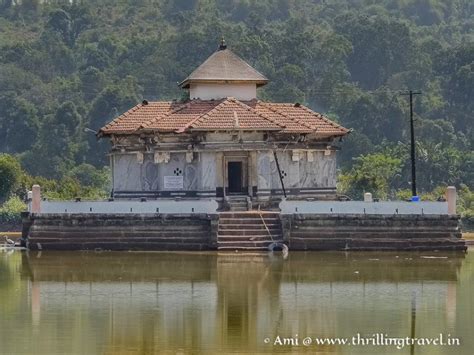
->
[98, 40, 349, 209]
[24, 41, 464, 252]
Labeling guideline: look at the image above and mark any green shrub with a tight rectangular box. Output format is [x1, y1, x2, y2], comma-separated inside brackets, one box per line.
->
[0, 196, 26, 224]
[339, 153, 402, 200]
[458, 185, 474, 229]
[0, 154, 22, 202]
[16, 172, 110, 201]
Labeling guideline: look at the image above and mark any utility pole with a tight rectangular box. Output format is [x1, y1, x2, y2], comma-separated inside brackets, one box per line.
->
[401, 90, 422, 197]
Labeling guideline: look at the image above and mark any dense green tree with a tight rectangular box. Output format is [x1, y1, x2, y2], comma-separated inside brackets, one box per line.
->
[67, 163, 110, 191]
[46, 5, 92, 47]
[0, 0, 471, 197]
[88, 79, 142, 130]
[333, 13, 415, 89]
[435, 43, 474, 132]
[0, 154, 22, 202]
[339, 153, 403, 200]
[0, 93, 39, 153]
[20, 101, 85, 178]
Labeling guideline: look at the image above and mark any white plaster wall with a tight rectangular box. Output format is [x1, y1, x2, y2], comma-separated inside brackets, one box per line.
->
[157, 153, 185, 190]
[113, 154, 142, 191]
[113, 150, 336, 192]
[257, 151, 279, 190]
[142, 153, 160, 190]
[200, 152, 217, 190]
[279, 152, 300, 188]
[257, 150, 337, 191]
[113, 153, 161, 191]
[299, 151, 337, 188]
[190, 82, 257, 100]
[257, 151, 299, 189]
[113, 152, 216, 192]
[155, 153, 202, 191]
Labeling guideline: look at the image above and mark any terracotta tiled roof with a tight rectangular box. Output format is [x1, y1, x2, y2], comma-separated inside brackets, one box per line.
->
[100, 101, 179, 134]
[140, 100, 216, 132]
[253, 102, 348, 136]
[98, 98, 349, 137]
[182, 98, 283, 131]
[179, 48, 268, 88]
[247, 101, 314, 133]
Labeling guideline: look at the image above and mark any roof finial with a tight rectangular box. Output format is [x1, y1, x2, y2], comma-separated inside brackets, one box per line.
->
[219, 36, 227, 50]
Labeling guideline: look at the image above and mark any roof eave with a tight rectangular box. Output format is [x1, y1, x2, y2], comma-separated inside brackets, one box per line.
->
[98, 130, 141, 137]
[312, 131, 350, 139]
[179, 78, 268, 88]
[187, 127, 282, 132]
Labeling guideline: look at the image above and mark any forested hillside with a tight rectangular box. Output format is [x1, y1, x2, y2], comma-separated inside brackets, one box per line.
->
[0, 0, 472, 215]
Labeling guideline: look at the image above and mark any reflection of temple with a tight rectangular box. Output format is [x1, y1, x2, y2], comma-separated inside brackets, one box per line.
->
[20, 251, 467, 353]
[214, 254, 284, 350]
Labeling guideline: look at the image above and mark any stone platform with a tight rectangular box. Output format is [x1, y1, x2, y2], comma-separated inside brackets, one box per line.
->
[22, 211, 466, 251]
[23, 213, 218, 251]
[281, 213, 466, 251]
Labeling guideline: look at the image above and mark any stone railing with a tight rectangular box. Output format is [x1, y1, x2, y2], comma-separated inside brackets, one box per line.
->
[279, 200, 448, 215]
[280, 187, 457, 215]
[27, 186, 218, 214]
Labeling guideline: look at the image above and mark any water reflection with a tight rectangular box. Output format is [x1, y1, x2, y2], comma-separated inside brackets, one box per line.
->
[0, 250, 472, 354]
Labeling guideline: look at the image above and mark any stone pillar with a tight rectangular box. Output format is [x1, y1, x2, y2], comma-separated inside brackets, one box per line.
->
[364, 192, 373, 202]
[31, 185, 41, 213]
[249, 151, 258, 197]
[446, 186, 456, 215]
[215, 153, 224, 197]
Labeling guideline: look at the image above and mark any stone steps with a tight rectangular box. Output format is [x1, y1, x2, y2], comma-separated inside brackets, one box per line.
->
[220, 212, 280, 217]
[219, 224, 279, 230]
[218, 241, 284, 250]
[218, 234, 283, 241]
[218, 229, 281, 236]
[219, 218, 280, 225]
[217, 246, 277, 251]
[217, 211, 283, 250]
[227, 197, 249, 212]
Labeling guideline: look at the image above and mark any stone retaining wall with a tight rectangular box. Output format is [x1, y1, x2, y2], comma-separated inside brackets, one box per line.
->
[281, 214, 466, 251]
[22, 212, 467, 251]
[23, 213, 218, 251]
[0, 221, 22, 232]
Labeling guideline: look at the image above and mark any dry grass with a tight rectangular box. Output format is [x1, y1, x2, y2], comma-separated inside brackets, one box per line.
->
[1, 232, 21, 240]
[463, 232, 474, 240]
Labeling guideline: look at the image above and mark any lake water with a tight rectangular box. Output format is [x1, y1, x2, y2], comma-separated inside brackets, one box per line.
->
[1, 249, 472, 354]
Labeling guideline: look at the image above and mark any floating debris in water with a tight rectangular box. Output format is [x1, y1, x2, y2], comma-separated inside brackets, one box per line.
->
[368, 258, 379, 261]
[354, 271, 359, 274]
[421, 256, 448, 259]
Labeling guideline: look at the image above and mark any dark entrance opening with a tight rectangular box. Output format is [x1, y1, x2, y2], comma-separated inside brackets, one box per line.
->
[228, 162, 243, 194]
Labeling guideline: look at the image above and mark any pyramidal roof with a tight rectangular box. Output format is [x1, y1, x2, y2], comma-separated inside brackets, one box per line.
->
[179, 41, 268, 88]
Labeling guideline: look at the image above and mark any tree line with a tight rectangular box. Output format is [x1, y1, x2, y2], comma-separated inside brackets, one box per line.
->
[0, 0, 472, 224]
